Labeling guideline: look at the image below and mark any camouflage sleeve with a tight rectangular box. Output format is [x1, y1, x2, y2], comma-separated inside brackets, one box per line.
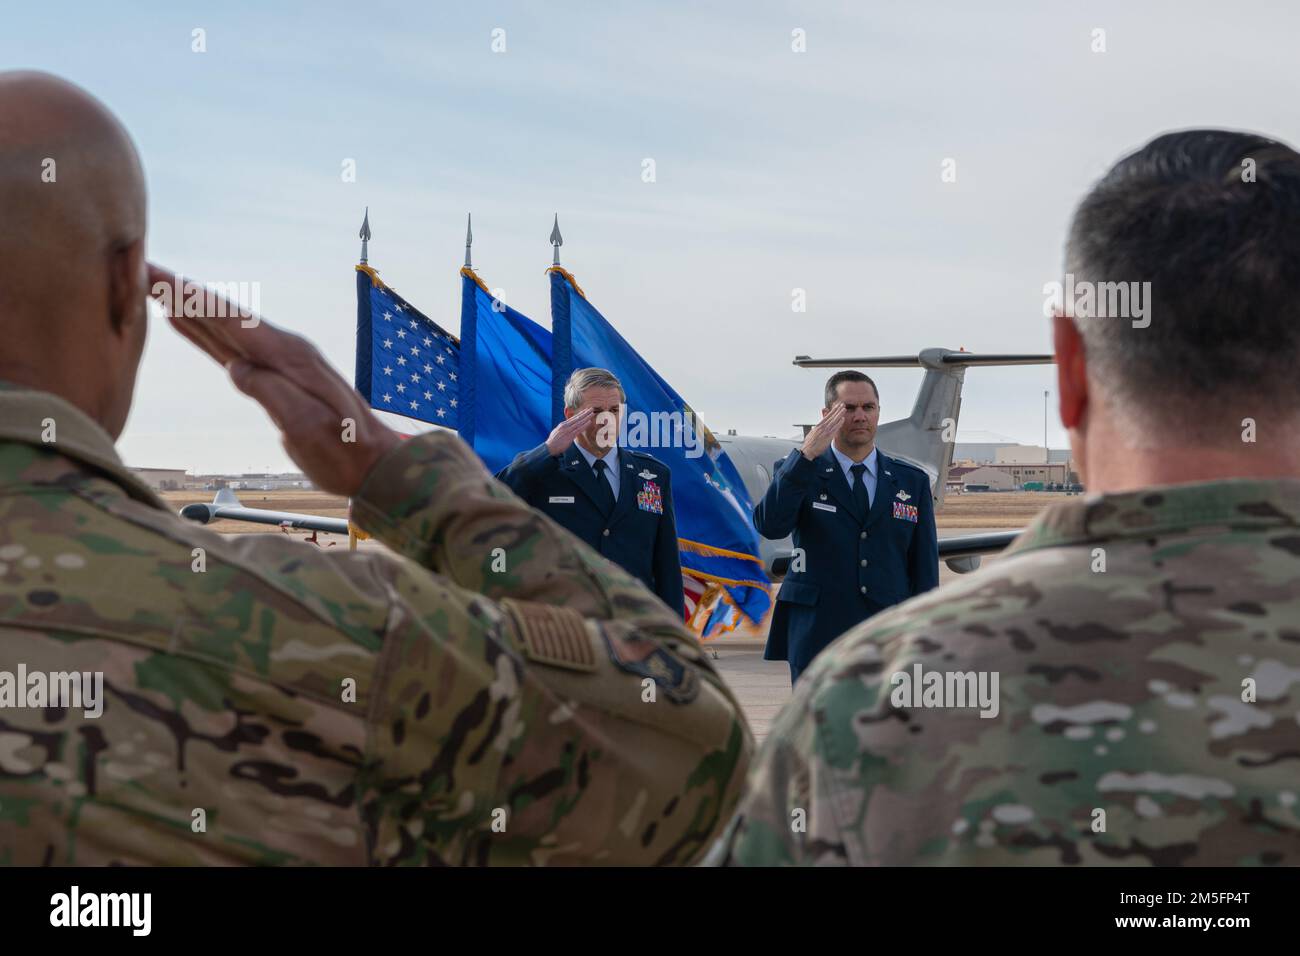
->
[352, 430, 651, 622]
[347, 431, 754, 865]
[702, 642, 894, 868]
[707, 660, 848, 866]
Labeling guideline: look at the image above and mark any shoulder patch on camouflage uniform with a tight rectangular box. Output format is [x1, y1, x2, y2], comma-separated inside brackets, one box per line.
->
[501, 599, 598, 672]
[602, 627, 699, 704]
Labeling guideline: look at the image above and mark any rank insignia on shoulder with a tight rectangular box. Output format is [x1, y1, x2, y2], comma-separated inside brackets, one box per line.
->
[602, 627, 699, 704]
[896, 489, 911, 501]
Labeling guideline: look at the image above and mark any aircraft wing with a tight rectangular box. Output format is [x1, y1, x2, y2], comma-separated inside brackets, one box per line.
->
[179, 489, 350, 535]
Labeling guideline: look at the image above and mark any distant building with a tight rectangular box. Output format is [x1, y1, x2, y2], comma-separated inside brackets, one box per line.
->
[131, 467, 190, 491]
[230, 473, 312, 491]
[953, 433, 1074, 469]
[948, 462, 1080, 491]
[189, 472, 313, 491]
[952, 443, 1009, 464]
[946, 465, 982, 492]
[995, 445, 1048, 464]
[987, 462, 1072, 486]
[992, 445, 1075, 466]
[953, 466, 1015, 492]
[952, 430, 1020, 464]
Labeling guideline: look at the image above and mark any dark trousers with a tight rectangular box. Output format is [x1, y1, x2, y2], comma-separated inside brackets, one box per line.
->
[787, 596, 894, 686]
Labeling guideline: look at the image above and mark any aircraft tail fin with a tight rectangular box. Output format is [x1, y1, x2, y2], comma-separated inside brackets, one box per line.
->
[213, 487, 243, 506]
[792, 349, 1055, 504]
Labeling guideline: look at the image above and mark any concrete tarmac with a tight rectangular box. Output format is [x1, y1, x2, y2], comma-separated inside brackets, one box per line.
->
[705, 526, 1021, 746]
[708, 643, 790, 746]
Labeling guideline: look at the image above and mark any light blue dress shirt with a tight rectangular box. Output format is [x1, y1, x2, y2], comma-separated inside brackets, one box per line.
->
[831, 443, 877, 507]
[575, 442, 621, 500]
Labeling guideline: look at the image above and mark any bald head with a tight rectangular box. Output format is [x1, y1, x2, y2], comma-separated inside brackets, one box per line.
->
[0, 71, 148, 439]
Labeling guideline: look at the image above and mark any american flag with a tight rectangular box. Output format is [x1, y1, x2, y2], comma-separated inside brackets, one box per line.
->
[359, 280, 459, 428]
[682, 574, 710, 625]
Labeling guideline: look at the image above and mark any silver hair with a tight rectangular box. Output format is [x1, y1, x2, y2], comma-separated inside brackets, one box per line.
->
[563, 367, 624, 410]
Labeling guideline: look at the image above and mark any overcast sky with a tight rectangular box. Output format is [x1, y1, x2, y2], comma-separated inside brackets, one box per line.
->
[7, 1, 1299, 472]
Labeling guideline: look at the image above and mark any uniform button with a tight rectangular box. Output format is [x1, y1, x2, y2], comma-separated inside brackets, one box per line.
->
[602, 529, 610, 536]
[859, 586, 867, 594]
[860, 559, 868, 567]
[859, 531, 867, 540]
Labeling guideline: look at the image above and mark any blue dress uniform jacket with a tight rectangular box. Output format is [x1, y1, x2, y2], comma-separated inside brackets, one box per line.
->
[754, 447, 939, 678]
[497, 442, 686, 618]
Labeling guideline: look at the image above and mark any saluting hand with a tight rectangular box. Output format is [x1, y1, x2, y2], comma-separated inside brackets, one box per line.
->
[801, 402, 846, 461]
[149, 264, 401, 498]
[545, 408, 595, 457]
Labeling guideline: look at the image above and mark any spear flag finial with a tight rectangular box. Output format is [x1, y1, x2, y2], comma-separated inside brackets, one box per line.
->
[359, 207, 371, 264]
[550, 214, 563, 267]
[464, 213, 473, 269]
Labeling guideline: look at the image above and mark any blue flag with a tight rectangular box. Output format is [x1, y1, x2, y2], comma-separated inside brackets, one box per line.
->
[456, 268, 554, 475]
[548, 268, 771, 623]
[701, 597, 737, 639]
[354, 267, 460, 427]
[353, 260, 771, 627]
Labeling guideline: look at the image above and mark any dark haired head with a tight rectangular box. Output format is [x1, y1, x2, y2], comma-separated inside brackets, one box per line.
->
[1065, 129, 1300, 433]
[824, 370, 878, 408]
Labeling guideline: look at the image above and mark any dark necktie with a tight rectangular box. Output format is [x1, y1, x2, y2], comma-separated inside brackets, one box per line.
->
[850, 462, 870, 519]
[592, 458, 616, 515]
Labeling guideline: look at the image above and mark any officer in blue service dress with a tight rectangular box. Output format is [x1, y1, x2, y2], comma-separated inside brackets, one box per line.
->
[497, 367, 686, 617]
[754, 370, 939, 682]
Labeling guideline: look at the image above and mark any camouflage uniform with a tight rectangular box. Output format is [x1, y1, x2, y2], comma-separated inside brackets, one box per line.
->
[0, 383, 752, 865]
[710, 480, 1300, 865]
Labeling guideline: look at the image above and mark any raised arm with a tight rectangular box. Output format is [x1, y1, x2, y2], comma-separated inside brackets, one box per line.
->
[154, 265, 753, 864]
[495, 411, 593, 501]
[754, 404, 844, 539]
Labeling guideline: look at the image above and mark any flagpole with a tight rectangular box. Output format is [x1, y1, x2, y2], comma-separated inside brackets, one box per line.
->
[350, 208, 379, 551]
[549, 214, 572, 425]
[354, 208, 375, 402]
[458, 213, 479, 450]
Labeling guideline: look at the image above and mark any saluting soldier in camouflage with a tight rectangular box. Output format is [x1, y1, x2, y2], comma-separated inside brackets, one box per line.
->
[0, 72, 751, 866]
[711, 129, 1300, 866]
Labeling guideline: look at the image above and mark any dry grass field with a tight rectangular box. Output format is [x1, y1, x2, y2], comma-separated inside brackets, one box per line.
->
[935, 490, 1076, 530]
